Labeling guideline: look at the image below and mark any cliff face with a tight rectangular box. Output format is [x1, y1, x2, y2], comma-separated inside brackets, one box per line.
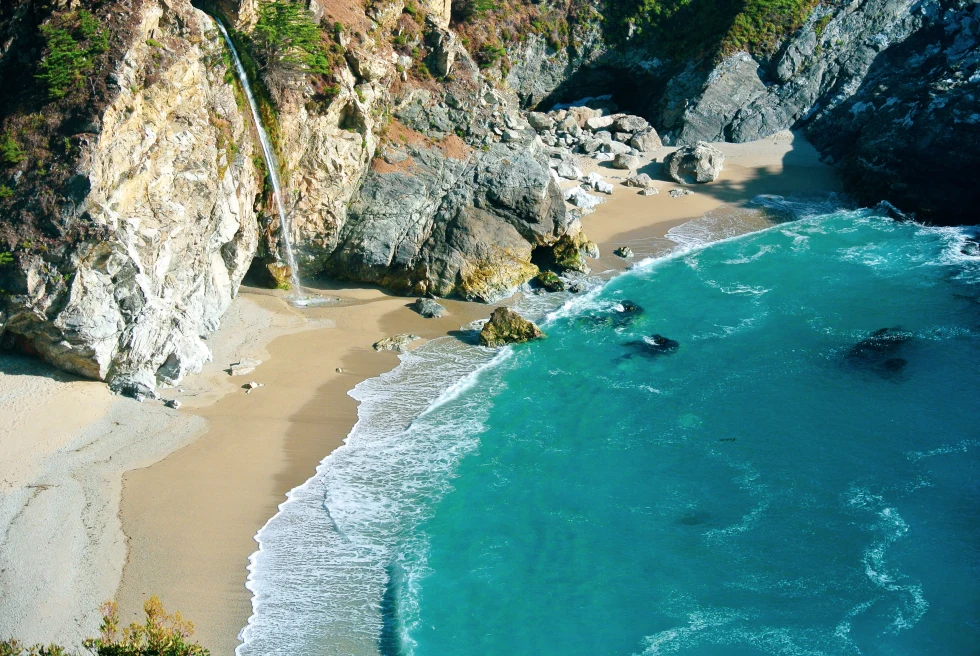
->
[505, 0, 980, 224]
[1, 0, 260, 397]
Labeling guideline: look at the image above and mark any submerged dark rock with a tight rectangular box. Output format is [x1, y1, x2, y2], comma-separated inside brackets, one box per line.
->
[621, 334, 680, 360]
[846, 328, 913, 378]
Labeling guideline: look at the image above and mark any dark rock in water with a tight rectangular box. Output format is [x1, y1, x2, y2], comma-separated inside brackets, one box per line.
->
[479, 307, 545, 347]
[848, 328, 912, 361]
[618, 300, 643, 315]
[412, 298, 447, 318]
[643, 334, 680, 354]
[846, 328, 913, 378]
[535, 270, 566, 292]
[568, 283, 584, 294]
[961, 237, 980, 258]
[622, 334, 680, 359]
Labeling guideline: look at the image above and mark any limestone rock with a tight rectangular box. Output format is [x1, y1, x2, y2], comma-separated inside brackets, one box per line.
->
[479, 307, 544, 347]
[669, 188, 694, 198]
[565, 186, 603, 210]
[640, 188, 659, 196]
[624, 174, 654, 188]
[528, 112, 556, 132]
[612, 154, 640, 170]
[556, 161, 583, 180]
[373, 334, 422, 352]
[630, 129, 663, 153]
[613, 115, 650, 133]
[664, 142, 724, 183]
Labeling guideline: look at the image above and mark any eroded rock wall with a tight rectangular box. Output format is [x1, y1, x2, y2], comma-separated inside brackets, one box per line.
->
[2, 0, 260, 396]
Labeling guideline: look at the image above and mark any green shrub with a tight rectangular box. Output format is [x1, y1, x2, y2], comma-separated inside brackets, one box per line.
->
[0, 187, 13, 200]
[36, 9, 109, 100]
[0, 134, 26, 167]
[145, 38, 163, 48]
[253, 0, 330, 76]
[1, 596, 208, 656]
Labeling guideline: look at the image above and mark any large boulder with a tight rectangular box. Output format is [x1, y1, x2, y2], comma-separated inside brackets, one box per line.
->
[612, 154, 641, 170]
[664, 142, 725, 184]
[479, 307, 544, 347]
[630, 129, 663, 153]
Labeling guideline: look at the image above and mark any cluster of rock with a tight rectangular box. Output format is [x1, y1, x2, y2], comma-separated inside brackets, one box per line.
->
[527, 103, 662, 166]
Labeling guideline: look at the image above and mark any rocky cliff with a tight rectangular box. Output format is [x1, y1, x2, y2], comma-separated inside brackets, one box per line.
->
[0, 0, 260, 398]
[504, 0, 980, 224]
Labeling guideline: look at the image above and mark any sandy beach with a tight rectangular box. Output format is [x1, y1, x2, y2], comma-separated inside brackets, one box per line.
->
[0, 130, 839, 653]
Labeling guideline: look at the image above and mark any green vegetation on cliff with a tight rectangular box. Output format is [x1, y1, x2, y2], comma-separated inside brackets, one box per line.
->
[36, 9, 109, 99]
[253, 0, 330, 75]
[601, 0, 822, 60]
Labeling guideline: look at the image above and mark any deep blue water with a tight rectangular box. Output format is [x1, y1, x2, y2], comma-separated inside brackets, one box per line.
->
[240, 208, 980, 656]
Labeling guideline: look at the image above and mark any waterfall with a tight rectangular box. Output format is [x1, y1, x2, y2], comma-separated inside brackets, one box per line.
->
[211, 16, 302, 293]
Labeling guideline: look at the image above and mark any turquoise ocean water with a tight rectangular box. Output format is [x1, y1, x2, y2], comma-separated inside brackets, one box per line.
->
[239, 204, 980, 656]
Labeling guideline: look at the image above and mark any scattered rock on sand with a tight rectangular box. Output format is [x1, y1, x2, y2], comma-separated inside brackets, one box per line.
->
[479, 307, 545, 347]
[664, 141, 725, 183]
[229, 358, 263, 376]
[244, 381, 265, 394]
[669, 188, 694, 198]
[612, 154, 640, 170]
[640, 188, 659, 196]
[373, 334, 423, 352]
[412, 298, 447, 318]
[624, 174, 654, 188]
[164, 399, 182, 409]
[614, 246, 635, 259]
[565, 186, 603, 210]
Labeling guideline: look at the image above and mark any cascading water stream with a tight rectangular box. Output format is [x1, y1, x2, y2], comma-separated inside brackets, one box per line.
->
[211, 16, 302, 294]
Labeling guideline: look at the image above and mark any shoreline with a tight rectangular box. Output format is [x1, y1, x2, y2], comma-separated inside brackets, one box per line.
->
[0, 129, 839, 653]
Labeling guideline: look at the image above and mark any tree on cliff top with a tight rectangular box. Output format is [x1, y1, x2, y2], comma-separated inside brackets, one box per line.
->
[252, 0, 329, 78]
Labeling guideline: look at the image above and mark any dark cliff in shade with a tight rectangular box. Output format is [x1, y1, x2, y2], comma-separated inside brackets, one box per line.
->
[505, 0, 980, 225]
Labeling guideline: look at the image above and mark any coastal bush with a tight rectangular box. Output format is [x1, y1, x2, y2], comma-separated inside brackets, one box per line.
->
[252, 0, 330, 77]
[36, 9, 110, 100]
[601, 0, 822, 60]
[0, 597, 209, 656]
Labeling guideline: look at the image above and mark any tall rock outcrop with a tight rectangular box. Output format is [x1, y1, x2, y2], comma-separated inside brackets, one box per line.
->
[0, 0, 260, 397]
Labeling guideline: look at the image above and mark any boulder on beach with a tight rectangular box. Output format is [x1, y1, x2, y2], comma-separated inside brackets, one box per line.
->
[412, 298, 447, 318]
[229, 358, 263, 377]
[373, 334, 422, 352]
[613, 115, 650, 133]
[624, 174, 654, 188]
[630, 129, 663, 153]
[664, 141, 725, 183]
[479, 307, 545, 347]
[614, 246, 635, 259]
[612, 154, 640, 170]
[528, 112, 555, 132]
[669, 188, 693, 197]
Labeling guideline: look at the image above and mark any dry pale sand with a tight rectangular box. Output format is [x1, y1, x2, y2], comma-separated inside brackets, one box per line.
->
[0, 129, 839, 654]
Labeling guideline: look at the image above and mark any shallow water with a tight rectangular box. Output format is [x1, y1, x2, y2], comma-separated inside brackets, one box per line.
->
[239, 207, 980, 656]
